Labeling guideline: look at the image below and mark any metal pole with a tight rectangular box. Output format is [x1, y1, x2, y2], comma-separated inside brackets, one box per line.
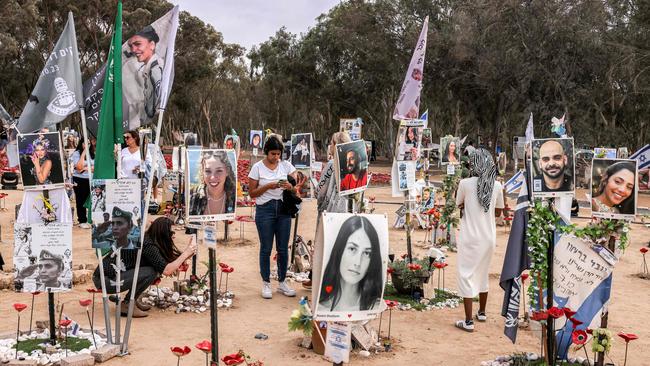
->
[209, 247, 219, 364]
[121, 111, 165, 354]
[114, 249, 121, 345]
[48, 291, 56, 345]
[404, 192, 413, 263]
[546, 199, 555, 365]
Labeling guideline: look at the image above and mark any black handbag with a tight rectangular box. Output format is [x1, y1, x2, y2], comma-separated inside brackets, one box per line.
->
[280, 175, 302, 217]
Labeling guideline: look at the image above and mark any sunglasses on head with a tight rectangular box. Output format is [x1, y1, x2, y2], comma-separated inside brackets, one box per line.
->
[124, 135, 132, 140]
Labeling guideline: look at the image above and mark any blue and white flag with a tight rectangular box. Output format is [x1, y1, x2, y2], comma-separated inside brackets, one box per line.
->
[504, 170, 525, 194]
[630, 144, 650, 169]
[499, 176, 531, 343]
[419, 110, 428, 121]
[553, 233, 614, 359]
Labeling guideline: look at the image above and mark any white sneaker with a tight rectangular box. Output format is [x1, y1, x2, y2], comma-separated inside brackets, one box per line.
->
[79, 223, 92, 229]
[277, 281, 296, 297]
[261, 281, 272, 299]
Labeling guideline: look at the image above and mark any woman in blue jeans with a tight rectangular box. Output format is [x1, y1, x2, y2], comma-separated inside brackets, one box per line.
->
[248, 134, 303, 299]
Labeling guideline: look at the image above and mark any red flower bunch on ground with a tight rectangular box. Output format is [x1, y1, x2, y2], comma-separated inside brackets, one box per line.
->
[407, 263, 422, 271]
[572, 329, 588, 345]
[13, 303, 28, 312]
[548, 306, 564, 319]
[531, 310, 549, 322]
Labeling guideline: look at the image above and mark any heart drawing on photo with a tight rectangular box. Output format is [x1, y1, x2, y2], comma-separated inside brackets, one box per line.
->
[347, 314, 352, 318]
[325, 285, 333, 294]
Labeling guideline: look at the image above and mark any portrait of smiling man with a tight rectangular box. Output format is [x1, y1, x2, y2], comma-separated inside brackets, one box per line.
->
[531, 138, 575, 195]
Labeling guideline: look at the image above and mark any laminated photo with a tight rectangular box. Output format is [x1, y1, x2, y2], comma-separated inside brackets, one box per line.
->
[440, 136, 461, 165]
[13, 222, 73, 293]
[335, 140, 369, 196]
[250, 130, 263, 149]
[295, 168, 313, 200]
[530, 138, 575, 198]
[17, 132, 65, 190]
[291, 133, 313, 168]
[91, 179, 142, 249]
[186, 149, 237, 222]
[223, 134, 240, 151]
[313, 213, 388, 321]
[397, 161, 416, 191]
[590, 158, 637, 220]
[395, 120, 424, 161]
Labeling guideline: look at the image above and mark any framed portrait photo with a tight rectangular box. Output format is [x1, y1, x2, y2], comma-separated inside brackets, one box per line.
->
[394, 120, 424, 161]
[313, 213, 389, 321]
[530, 137, 575, 198]
[186, 149, 237, 222]
[17, 132, 65, 190]
[91, 179, 142, 249]
[250, 130, 263, 149]
[439, 136, 461, 165]
[590, 158, 637, 220]
[291, 133, 313, 168]
[335, 140, 369, 196]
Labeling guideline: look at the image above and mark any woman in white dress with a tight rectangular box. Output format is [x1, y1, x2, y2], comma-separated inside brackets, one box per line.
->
[454, 148, 504, 332]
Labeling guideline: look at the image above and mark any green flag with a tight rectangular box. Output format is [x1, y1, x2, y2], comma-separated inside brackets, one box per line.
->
[94, 1, 123, 179]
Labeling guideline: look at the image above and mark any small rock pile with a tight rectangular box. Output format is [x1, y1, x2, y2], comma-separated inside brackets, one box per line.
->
[0, 329, 106, 365]
[480, 352, 595, 366]
[141, 286, 234, 313]
[271, 270, 309, 283]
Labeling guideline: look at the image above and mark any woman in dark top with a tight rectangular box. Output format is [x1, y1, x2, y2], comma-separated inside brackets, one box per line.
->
[93, 217, 197, 317]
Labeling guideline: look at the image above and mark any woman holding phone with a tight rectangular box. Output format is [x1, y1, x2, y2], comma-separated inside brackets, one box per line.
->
[248, 134, 303, 299]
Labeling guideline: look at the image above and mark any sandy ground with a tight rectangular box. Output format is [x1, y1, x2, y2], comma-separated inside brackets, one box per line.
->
[1, 167, 649, 366]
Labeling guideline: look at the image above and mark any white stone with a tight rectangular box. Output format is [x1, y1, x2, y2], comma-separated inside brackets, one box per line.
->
[359, 350, 370, 357]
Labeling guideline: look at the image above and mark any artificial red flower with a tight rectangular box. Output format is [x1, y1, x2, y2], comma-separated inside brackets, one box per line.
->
[369, 196, 376, 202]
[563, 307, 577, 318]
[222, 266, 234, 273]
[407, 263, 422, 271]
[190, 275, 198, 282]
[618, 332, 639, 342]
[31, 291, 42, 296]
[385, 300, 398, 308]
[13, 303, 28, 312]
[59, 319, 72, 327]
[171, 346, 192, 357]
[569, 318, 583, 328]
[641, 248, 648, 254]
[219, 263, 230, 269]
[531, 311, 549, 321]
[521, 273, 529, 282]
[152, 278, 162, 286]
[548, 307, 564, 319]
[433, 262, 448, 269]
[195, 340, 212, 353]
[222, 352, 245, 365]
[586, 328, 593, 335]
[178, 262, 189, 272]
[572, 329, 588, 345]
[387, 267, 395, 275]
[401, 253, 408, 259]
[79, 299, 92, 307]
[86, 288, 102, 293]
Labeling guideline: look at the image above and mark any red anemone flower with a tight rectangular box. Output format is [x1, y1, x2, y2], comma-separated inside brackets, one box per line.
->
[641, 248, 648, 254]
[387, 267, 395, 275]
[195, 340, 212, 353]
[222, 267, 234, 273]
[31, 291, 42, 296]
[521, 273, 529, 282]
[586, 328, 593, 335]
[222, 352, 245, 365]
[59, 319, 72, 327]
[563, 308, 577, 318]
[407, 263, 422, 271]
[433, 262, 448, 269]
[618, 332, 639, 343]
[13, 303, 28, 312]
[219, 263, 230, 269]
[569, 317, 584, 328]
[178, 262, 189, 272]
[531, 311, 549, 322]
[572, 330, 588, 345]
[86, 288, 102, 294]
[171, 346, 191, 357]
[79, 299, 92, 307]
[401, 253, 408, 259]
[548, 307, 564, 319]
[385, 300, 398, 308]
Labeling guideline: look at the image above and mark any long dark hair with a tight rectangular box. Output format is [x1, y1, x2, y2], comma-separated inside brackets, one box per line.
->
[595, 161, 636, 214]
[75, 138, 96, 159]
[319, 216, 383, 311]
[264, 135, 284, 155]
[144, 217, 181, 263]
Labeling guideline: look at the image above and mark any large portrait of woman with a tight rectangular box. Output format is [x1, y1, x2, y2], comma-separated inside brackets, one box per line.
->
[440, 136, 461, 165]
[314, 213, 388, 321]
[18, 132, 65, 190]
[590, 158, 637, 219]
[186, 149, 237, 222]
[395, 121, 424, 161]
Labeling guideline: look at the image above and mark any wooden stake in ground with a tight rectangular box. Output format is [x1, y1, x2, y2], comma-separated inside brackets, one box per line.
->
[208, 247, 219, 365]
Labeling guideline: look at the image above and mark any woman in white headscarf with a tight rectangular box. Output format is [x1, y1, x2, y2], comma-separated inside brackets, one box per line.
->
[454, 148, 504, 332]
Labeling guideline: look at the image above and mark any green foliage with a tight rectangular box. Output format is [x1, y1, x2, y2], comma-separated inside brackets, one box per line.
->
[14, 337, 91, 354]
[388, 257, 432, 292]
[526, 200, 561, 308]
[559, 219, 631, 252]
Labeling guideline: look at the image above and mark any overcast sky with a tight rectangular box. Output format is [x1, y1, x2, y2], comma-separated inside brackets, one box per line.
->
[169, 0, 341, 52]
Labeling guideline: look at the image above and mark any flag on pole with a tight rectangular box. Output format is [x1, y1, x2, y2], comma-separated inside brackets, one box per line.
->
[524, 112, 534, 144]
[83, 6, 180, 135]
[393, 17, 428, 120]
[499, 177, 531, 343]
[630, 144, 650, 170]
[16, 12, 83, 134]
[504, 170, 525, 194]
[419, 110, 428, 121]
[94, 1, 123, 179]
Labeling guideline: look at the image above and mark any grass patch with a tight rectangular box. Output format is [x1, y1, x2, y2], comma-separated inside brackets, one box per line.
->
[383, 283, 466, 310]
[14, 337, 91, 354]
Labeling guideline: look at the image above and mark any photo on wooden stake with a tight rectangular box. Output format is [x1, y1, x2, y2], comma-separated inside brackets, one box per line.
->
[13, 222, 73, 293]
[91, 179, 142, 249]
[335, 140, 369, 196]
[440, 136, 461, 165]
[590, 158, 638, 220]
[186, 149, 237, 222]
[291, 133, 313, 168]
[395, 119, 424, 161]
[295, 168, 313, 200]
[312, 213, 388, 321]
[17, 132, 65, 190]
[250, 130, 263, 149]
[530, 137, 575, 198]
[223, 134, 240, 151]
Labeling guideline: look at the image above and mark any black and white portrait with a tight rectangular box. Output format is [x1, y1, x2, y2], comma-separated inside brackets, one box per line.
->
[314, 213, 388, 321]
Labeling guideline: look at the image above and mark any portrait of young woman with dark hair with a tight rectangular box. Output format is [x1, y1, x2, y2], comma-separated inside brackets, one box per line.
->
[591, 160, 637, 215]
[317, 215, 384, 313]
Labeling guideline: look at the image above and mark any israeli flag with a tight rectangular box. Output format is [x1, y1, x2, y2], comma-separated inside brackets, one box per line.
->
[630, 144, 650, 169]
[504, 170, 525, 194]
[419, 110, 428, 121]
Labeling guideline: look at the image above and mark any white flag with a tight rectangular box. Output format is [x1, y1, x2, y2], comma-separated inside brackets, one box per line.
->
[524, 112, 534, 143]
[393, 17, 428, 120]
